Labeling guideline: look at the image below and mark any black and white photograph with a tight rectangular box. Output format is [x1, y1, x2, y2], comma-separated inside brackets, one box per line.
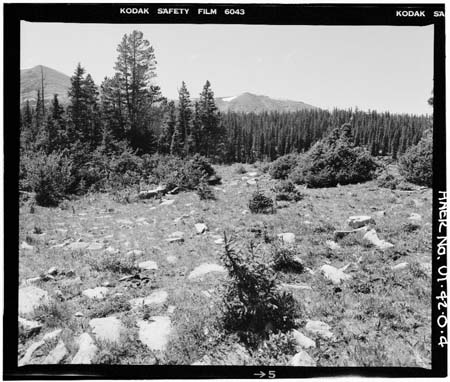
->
[3, 3, 447, 379]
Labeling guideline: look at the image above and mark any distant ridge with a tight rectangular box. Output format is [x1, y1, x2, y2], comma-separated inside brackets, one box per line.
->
[20, 65, 71, 105]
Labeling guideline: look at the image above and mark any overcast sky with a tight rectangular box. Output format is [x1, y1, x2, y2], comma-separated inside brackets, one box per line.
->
[21, 22, 433, 115]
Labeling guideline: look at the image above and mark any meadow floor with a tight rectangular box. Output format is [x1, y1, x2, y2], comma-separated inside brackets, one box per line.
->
[18, 164, 432, 367]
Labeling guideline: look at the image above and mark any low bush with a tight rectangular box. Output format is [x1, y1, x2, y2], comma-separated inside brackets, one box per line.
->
[235, 164, 247, 174]
[271, 244, 304, 273]
[399, 130, 432, 187]
[377, 171, 401, 190]
[248, 190, 274, 214]
[197, 181, 216, 200]
[269, 154, 301, 180]
[273, 180, 303, 202]
[221, 235, 300, 346]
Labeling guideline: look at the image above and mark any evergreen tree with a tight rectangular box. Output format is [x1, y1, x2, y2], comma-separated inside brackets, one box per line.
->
[175, 81, 193, 156]
[158, 101, 176, 154]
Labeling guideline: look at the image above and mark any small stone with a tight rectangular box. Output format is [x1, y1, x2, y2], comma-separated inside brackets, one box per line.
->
[201, 290, 212, 298]
[116, 219, 133, 225]
[74, 311, 84, 317]
[105, 246, 119, 254]
[160, 199, 175, 206]
[71, 333, 98, 364]
[126, 249, 144, 257]
[166, 255, 177, 264]
[21, 241, 34, 251]
[409, 213, 422, 222]
[42, 329, 62, 341]
[188, 263, 227, 280]
[22, 277, 42, 286]
[137, 316, 172, 351]
[167, 305, 176, 314]
[391, 262, 409, 272]
[277, 232, 296, 244]
[420, 262, 431, 274]
[19, 286, 50, 316]
[47, 267, 58, 276]
[43, 340, 67, 364]
[18, 317, 42, 337]
[248, 171, 258, 177]
[292, 330, 316, 349]
[18, 340, 45, 366]
[289, 350, 316, 366]
[320, 264, 352, 285]
[82, 287, 109, 300]
[129, 290, 168, 308]
[363, 229, 394, 250]
[333, 226, 368, 241]
[305, 320, 333, 339]
[166, 231, 184, 243]
[281, 283, 312, 291]
[347, 215, 375, 229]
[138, 260, 158, 271]
[246, 179, 257, 186]
[325, 240, 341, 251]
[89, 316, 125, 343]
[102, 281, 113, 287]
[86, 242, 103, 251]
[373, 210, 386, 218]
[195, 223, 208, 234]
[214, 238, 224, 245]
[64, 242, 89, 251]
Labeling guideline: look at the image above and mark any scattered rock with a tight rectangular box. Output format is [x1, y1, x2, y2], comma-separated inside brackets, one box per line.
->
[129, 290, 168, 308]
[188, 263, 227, 280]
[46, 267, 58, 276]
[82, 287, 109, 300]
[160, 199, 175, 206]
[42, 329, 62, 341]
[116, 219, 133, 225]
[64, 242, 89, 251]
[138, 260, 158, 271]
[305, 320, 333, 339]
[19, 317, 42, 337]
[89, 316, 125, 343]
[167, 305, 176, 314]
[101, 281, 114, 287]
[18, 340, 45, 366]
[248, 171, 258, 177]
[166, 231, 184, 243]
[19, 286, 50, 316]
[74, 312, 84, 317]
[409, 213, 422, 222]
[391, 262, 409, 272]
[126, 249, 144, 257]
[43, 340, 68, 364]
[333, 226, 367, 241]
[137, 316, 172, 352]
[207, 174, 221, 185]
[325, 240, 341, 251]
[86, 242, 104, 251]
[281, 283, 312, 291]
[22, 277, 42, 286]
[373, 210, 386, 218]
[420, 262, 431, 274]
[363, 229, 394, 250]
[192, 343, 251, 365]
[292, 330, 316, 349]
[288, 350, 316, 366]
[277, 232, 296, 244]
[71, 333, 98, 364]
[166, 255, 177, 264]
[139, 185, 167, 199]
[246, 179, 257, 186]
[347, 215, 375, 229]
[320, 264, 352, 285]
[195, 223, 208, 234]
[20, 241, 34, 251]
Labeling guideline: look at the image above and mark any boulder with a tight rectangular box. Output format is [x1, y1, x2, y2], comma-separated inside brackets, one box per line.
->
[138, 260, 158, 271]
[188, 263, 227, 280]
[139, 185, 167, 199]
[71, 333, 98, 364]
[42, 329, 62, 341]
[46, 267, 58, 276]
[391, 262, 409, 272]
[18, 340, 45, 366]
[160, 199, 175, 206]
[347, 215, 375, 229]
[277, 232, 296, 244]
[43, 339, 68, 364]
[288, 350, 316, 366]
[195, 223, 208, 234]
[305, 320, 333, 339]
[363, 229, 394, 250]
[82, 287, 109, 300]
[18, 317, 42, 337]
[89, 316, 125, 343]
[320, 264, 351, 285]
[129, 290, 168, 308]
[19, 286, 50, 316]
[292, 330, 316, 349]
[137, 316, 172, 352]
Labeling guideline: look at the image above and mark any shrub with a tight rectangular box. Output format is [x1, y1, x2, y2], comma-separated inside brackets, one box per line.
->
[289, 123, 379, 188]
[273, 180, 303, 202]
[221, 235, 300, 346]
[399, 130, 432, 187]
[88, 252, 139, 274]
[377, 171, 401, 190]
[197, 181, 216, 200]
[248, 190, 274, 214]
[253, 332, 298, 365]
[22, 150, 73, 206]
[271, 244, 304, 273]
[269, 154, 300, 180]
[235, 164, 247, 174]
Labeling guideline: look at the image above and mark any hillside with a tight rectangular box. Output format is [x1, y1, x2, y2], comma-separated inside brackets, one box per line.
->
[20, 65, 71, 105]
[214, 92, 317, 113]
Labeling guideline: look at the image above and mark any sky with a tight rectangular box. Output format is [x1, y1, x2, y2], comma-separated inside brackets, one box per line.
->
[21, 22, 433, 115]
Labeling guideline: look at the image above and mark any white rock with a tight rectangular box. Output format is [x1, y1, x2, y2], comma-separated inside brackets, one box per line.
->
[292, 330, 316, 349]
[195, 223, 208, 234]
[126, 249, 144, 257]
[21, 241, 34, 251]
[82, 287, 109, 300]
[47, 267, 58, 276]
[277, 233, 296, 244]
[19, 286, 50, 316]
[305, 320, 333, 339]
[137, 316, 172, 351]
[64, 242, 89, 251]
[42, 329, 62, 341]
[246, 179, 257, 186]
[74, 312, 84, 317]
[138, 260, 158, 271]
[320, 264, 352, 285]
[160, 199, 175, 206]
[18, 317, 42, 337]
[71, 333, 98, 364]
[363, 229, 394, 250]
[43, 340, 68, 364]
[22, 277, 41, 286]
[166, 255, 177, 264]
[325, 240, 341, 251]
[136, 217, 148, 223]
[89, 316, 124, 343]
[214, 238, 224, 245]
[347, 215, 375, 229]
[248, 172, 258, 177]
[373, 210, 386, 218]
[86, 242, 103, 251]
[129, 290, 168, 308]
[116, 219, 133, 225]
[288, 350, 316, 366]
[105, 246, 119, 254]
[409, 213, 422, 222]
[391, 262, 409, 272]
[420, 262, 431, 274]
[188, 263, 227, 280]
[167, 305, 176, 314]
[18, 340, 45, 366]
[281, 283, 312, 291]
[166, 231, 184, 243]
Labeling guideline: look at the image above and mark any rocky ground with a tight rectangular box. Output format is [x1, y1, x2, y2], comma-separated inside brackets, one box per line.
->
[18, 164, 432, 367]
